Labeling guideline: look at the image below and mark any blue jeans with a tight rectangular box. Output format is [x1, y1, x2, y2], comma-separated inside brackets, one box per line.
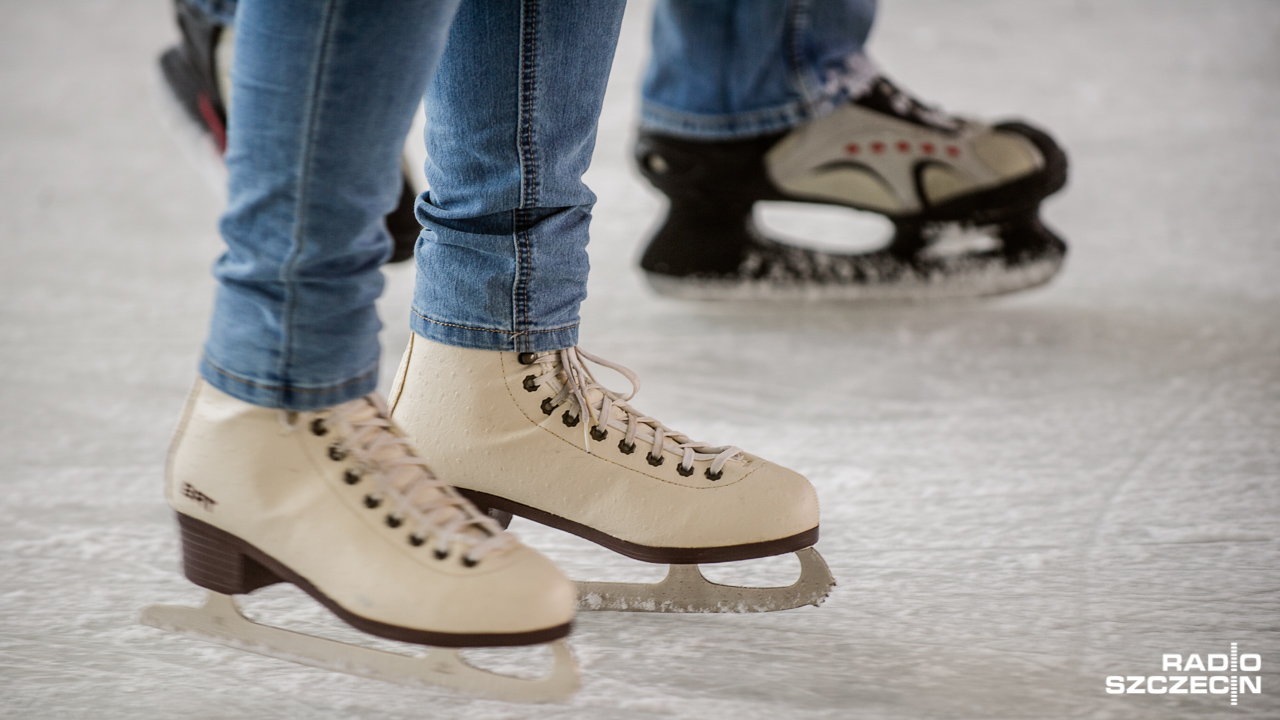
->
[641, 0, 877, 139]
[199, 0, 875, 410]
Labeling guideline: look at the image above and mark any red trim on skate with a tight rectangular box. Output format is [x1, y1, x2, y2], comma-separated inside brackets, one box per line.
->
[921, 142, 935, 154]
[946, 145, 960, 157]
[896, 141, 911, 153]
[871, 141, 885, 153]
[197, 94, 227, 155]
[845, 143, 860, 155]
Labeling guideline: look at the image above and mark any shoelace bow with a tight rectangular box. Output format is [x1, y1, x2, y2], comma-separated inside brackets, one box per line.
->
[527, 348, 742, 477]
[290, 396, 514, 564]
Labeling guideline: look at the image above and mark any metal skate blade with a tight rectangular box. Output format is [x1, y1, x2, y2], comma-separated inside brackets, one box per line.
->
[576, 547, 835, 613]
[646, 254, 1062, 302]
[139, 593, 579, 703]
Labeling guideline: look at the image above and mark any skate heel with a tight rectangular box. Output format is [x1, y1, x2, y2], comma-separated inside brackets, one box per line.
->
[176, 513, 281, 595]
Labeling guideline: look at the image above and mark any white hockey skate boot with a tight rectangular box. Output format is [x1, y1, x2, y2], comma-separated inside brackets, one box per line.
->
[388, 334, 835, 613]
[635, 57, 1068, 301]
[141, 381, 579, 702]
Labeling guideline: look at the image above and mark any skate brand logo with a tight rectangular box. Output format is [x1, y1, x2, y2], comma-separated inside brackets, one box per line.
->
[1106, 643, 1261, 706]
[181, 482, 217, 511]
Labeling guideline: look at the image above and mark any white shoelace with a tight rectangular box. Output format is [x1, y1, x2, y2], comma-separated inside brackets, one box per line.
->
[822, 53, 960, 132]
[822, 53, 882, 106]
[284, 396, 515, 564]
[524, 348, 742, 478]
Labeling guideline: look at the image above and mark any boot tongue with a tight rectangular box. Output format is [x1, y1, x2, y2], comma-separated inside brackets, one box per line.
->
[334, 395, 382, 423]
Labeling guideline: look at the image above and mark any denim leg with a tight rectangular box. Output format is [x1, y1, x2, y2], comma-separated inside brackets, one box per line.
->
[201, 0, 461, 411]
[640, 0, 878, 140]
[410, 0, 627, 353]
[183, 0, 236, 26]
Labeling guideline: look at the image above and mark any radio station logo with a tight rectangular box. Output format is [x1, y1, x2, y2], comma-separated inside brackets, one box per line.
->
[1106, 643, 1261, 707]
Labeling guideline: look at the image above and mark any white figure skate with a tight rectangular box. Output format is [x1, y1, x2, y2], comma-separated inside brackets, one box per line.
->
[140, 382, 580, 702]
[389, 335, 836, 613]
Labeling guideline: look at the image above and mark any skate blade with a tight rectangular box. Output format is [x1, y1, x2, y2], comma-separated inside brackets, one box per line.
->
[576, 547, 835, 613]
[139, 592, 579, 703]
[646, 254, 1062, 302]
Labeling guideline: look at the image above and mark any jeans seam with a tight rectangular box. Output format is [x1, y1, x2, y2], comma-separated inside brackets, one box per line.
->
[513, 0, 540, 349]
[786, 0, 821, 120]
[276, 0, 341, 407]
[203, 354, 377, 394]
[412, 307, 576, 337]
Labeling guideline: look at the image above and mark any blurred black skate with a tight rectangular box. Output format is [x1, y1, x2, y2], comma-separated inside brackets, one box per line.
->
[635, 63, 1069, 301]
[157, 0, 420, 264]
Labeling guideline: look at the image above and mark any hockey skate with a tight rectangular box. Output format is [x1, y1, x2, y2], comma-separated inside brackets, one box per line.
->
[635, 59, 1069, 301]
[157, 0, 421, 263]
[388, 335, 836, 613]
[140, 382, 580, 702]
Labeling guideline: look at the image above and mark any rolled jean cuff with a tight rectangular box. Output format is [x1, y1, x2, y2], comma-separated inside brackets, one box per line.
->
[198, 355, 379, 411]
[410, 309, 579, 353]
[638, 98, 814, 140]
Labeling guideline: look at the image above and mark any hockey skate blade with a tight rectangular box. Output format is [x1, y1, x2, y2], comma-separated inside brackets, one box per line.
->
[139, 593, 579, 703]
[644, 252, 1062, 302]
[576, 547, 835, 613]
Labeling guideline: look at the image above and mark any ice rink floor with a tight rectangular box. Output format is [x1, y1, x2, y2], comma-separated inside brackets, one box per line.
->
[2, 1, 1278, 718]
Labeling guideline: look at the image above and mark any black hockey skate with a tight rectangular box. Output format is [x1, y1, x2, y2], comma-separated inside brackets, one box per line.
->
[158, 0, 420, 264]
[635, 75, 1069, 301]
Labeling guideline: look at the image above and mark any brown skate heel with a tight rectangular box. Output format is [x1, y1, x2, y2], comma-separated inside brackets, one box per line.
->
[176, 513, 281, 595]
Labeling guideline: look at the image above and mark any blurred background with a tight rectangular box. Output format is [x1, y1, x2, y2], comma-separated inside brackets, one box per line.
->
[1, 1, 1277, 718]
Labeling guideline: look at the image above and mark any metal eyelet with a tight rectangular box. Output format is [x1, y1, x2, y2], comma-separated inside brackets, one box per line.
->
[541, 398, 557, 416]
[462, 557, 479, 568]
[328, 444, 347, 461]
[343, 469, 360, 485]
[647, 453, 664, 467]
[562, 412, 579, 428]
[676, 463, 694, 477]
[385, 514, 402, 528]
[705, 468, 723, 481]
[590, 426, 608, 441]
[434, 548, 449, 560]
[518, 352, 536, 365]
[522, 375, 538, 392]
[618, 439, 636, 455]
[364, 494, 381, 509]
[310, 418, 327, 436]
[408, 534, 425, 547]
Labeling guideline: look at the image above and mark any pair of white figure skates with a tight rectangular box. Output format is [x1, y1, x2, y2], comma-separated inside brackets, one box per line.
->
[142, 337, 836, 702]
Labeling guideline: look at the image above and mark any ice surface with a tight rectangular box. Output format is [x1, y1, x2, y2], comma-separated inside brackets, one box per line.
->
[1, 1, 1277, 718]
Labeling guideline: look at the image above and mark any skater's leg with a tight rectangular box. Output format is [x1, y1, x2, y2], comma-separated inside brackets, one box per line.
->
[641, 0, 877, 139]
[387, 1, 829, 614]
[158, 0, 425, 263]
[633, 0, 1068, 301]
[201, 0, 457, 410]
[155, 0, 580, 696]
[411, 0, 627, 353]
[185, 0, 236, 25]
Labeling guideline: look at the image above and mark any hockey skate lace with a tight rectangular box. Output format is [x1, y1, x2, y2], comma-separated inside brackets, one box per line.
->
[525, 348, 742, 477]
[822, 54, 960, 132]
[291, 396, 515, 564]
